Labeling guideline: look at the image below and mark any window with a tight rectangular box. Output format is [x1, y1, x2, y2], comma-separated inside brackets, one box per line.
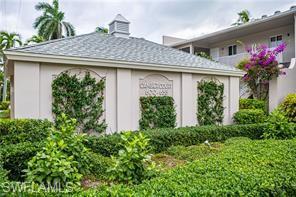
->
[228, 45, 237, 56]
[180, 47, 190, 53]
[270, 35, 282, 48]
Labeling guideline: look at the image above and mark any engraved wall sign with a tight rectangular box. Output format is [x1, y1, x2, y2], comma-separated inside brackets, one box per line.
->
[139, 74, 173, 96]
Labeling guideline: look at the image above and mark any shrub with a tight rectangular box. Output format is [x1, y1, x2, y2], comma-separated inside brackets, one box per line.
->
[233, 109, 266, 124]
[279, 93, 296, 122]
[0, 142, 43, 181]
[239, 98, 266, 111]
[108, 132, 156, 184]
[24, 114, 90, 187]
[139, 96, 176, 130]
[263, 109, 296, 139]
[85, 124, 267, 156]
[91, 139, 296, 196]
[197, 79, 224, 125]
[0, 119, 52, 145]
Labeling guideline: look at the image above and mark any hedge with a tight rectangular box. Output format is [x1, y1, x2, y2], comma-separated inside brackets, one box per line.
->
[0, 142, 43, 181]
[0, 119, 52, 145]
[280, 93, 296, 123]
[233, 109, 266, 124]
[239, 98, 266, 111]
[87, 138, 296, 196]
[85, 124, 267, 156]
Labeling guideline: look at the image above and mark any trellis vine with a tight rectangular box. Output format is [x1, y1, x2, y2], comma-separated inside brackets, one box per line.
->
[197, 79, 224, 125]
[52, 70, 107, 133]
[139, 96, 176, 130]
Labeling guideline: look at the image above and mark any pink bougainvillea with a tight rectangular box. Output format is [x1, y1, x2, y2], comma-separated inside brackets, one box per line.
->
[238, 43, 286, 100]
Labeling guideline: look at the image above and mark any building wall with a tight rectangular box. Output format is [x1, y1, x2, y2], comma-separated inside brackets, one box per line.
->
[12, 61, 240, 133]
[210, 24, 295, 63]
[269, 66, 296, 111]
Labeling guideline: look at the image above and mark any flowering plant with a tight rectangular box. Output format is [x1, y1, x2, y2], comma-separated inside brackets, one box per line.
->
[237, 43, 286, 100]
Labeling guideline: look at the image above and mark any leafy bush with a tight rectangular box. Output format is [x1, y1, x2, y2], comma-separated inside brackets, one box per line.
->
[263, 109, 296, 139]
[197, 79, 224, 125]
[52, 71, 107, 134]
[0, 119, 52, 145]
[279, 93, 296, 122]
[85, 124, 267, 156]
[239, 98, 266, 111]
[233, 109, 266, 124]
[24, 114, 90, 188]
[25, 140, 82, 188]
[139, 96, 176, 130]
[91, 139, 296, 196]
[108, 132, 155, 184]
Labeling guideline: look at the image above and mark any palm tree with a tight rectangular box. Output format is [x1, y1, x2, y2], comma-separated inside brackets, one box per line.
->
[232, 10, 251, 26]
[0, 31, 22, 50]
[34, 0, 75, 40]
[95, 26, 108, 34]
[25, 35, 45, 45]
[0, 31, 22, 102]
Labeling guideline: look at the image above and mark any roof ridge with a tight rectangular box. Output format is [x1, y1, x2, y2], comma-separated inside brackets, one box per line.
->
[7, 32, 99, 51]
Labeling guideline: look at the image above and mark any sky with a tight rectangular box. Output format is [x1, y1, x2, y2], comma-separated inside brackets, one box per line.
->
[0, 0, 295, 44]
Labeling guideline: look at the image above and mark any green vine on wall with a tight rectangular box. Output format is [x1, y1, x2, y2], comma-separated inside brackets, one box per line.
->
[139, 96, 176, 130]
[197, 79, 224, 126]
[52, 70, 107, 133]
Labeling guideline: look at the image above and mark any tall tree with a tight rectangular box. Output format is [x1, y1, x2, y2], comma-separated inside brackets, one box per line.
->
[25, 35, 45, 45]
[232, 10, 251, 26]
[34, 0, 75, 40]
[0, 31, 22, 101]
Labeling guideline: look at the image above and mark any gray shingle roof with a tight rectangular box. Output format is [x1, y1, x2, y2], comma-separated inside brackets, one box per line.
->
[8, 32, 238, 71]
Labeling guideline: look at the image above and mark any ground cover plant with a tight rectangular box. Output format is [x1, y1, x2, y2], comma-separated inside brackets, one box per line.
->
[85, 138, 296, 196]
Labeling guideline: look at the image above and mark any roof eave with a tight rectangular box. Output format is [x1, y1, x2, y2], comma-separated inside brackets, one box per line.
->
[170, 8, 296, 47]
[4, 51, 245, 77]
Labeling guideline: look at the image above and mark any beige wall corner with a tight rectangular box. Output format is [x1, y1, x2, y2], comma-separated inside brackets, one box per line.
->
[14, 61, 40, 118]
[229, 76, 240, 124]
[181, 73, 195, 126]
[116, 68, 132, 132]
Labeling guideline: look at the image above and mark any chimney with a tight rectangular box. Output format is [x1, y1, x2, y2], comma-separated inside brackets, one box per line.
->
[109, 14, 130, 38]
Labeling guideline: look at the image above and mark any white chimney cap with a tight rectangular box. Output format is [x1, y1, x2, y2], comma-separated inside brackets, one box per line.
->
[109, 14, 130, 38]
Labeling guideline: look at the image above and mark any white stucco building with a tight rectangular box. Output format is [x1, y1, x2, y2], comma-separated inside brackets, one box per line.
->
[164, 6, 296, 111]
[4, 14, 243, 133]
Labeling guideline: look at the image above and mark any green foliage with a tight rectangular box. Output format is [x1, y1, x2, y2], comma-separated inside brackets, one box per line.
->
[0, 119, 52, 145]
[92, 139, 296, 196]
[34, 0, 75, 40]
[196, 52, 213, 60]
[279, 93, 296, 122]
[139, 96, 176, 130]
[52, 71, 107, 133]
[24, 114, 91, 188]
[108, 131, 156, 184]
[165, 142, 223, 162]
[263, 109, 296, 139]
[197, 79, 224, 125]
[25, 140, 82, 188]
[0, 142, 43, 181]
[236, 58, 249, 70]
[85, 124, 267, 157]
[0, 110, 9, 119]
[233, 109, 266, 124]
[0, 101, 9, 110]
[239, 98, 266, 111]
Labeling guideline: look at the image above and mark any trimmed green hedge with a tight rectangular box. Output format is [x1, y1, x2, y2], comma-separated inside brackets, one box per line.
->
[85, 124, 267, 156]
[239, 98, 266, 111]
[233, 109, 266, 124]
[87, 139, 296, 196]
[0, 119, 52, 145]
[0, 142, 43, 181]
